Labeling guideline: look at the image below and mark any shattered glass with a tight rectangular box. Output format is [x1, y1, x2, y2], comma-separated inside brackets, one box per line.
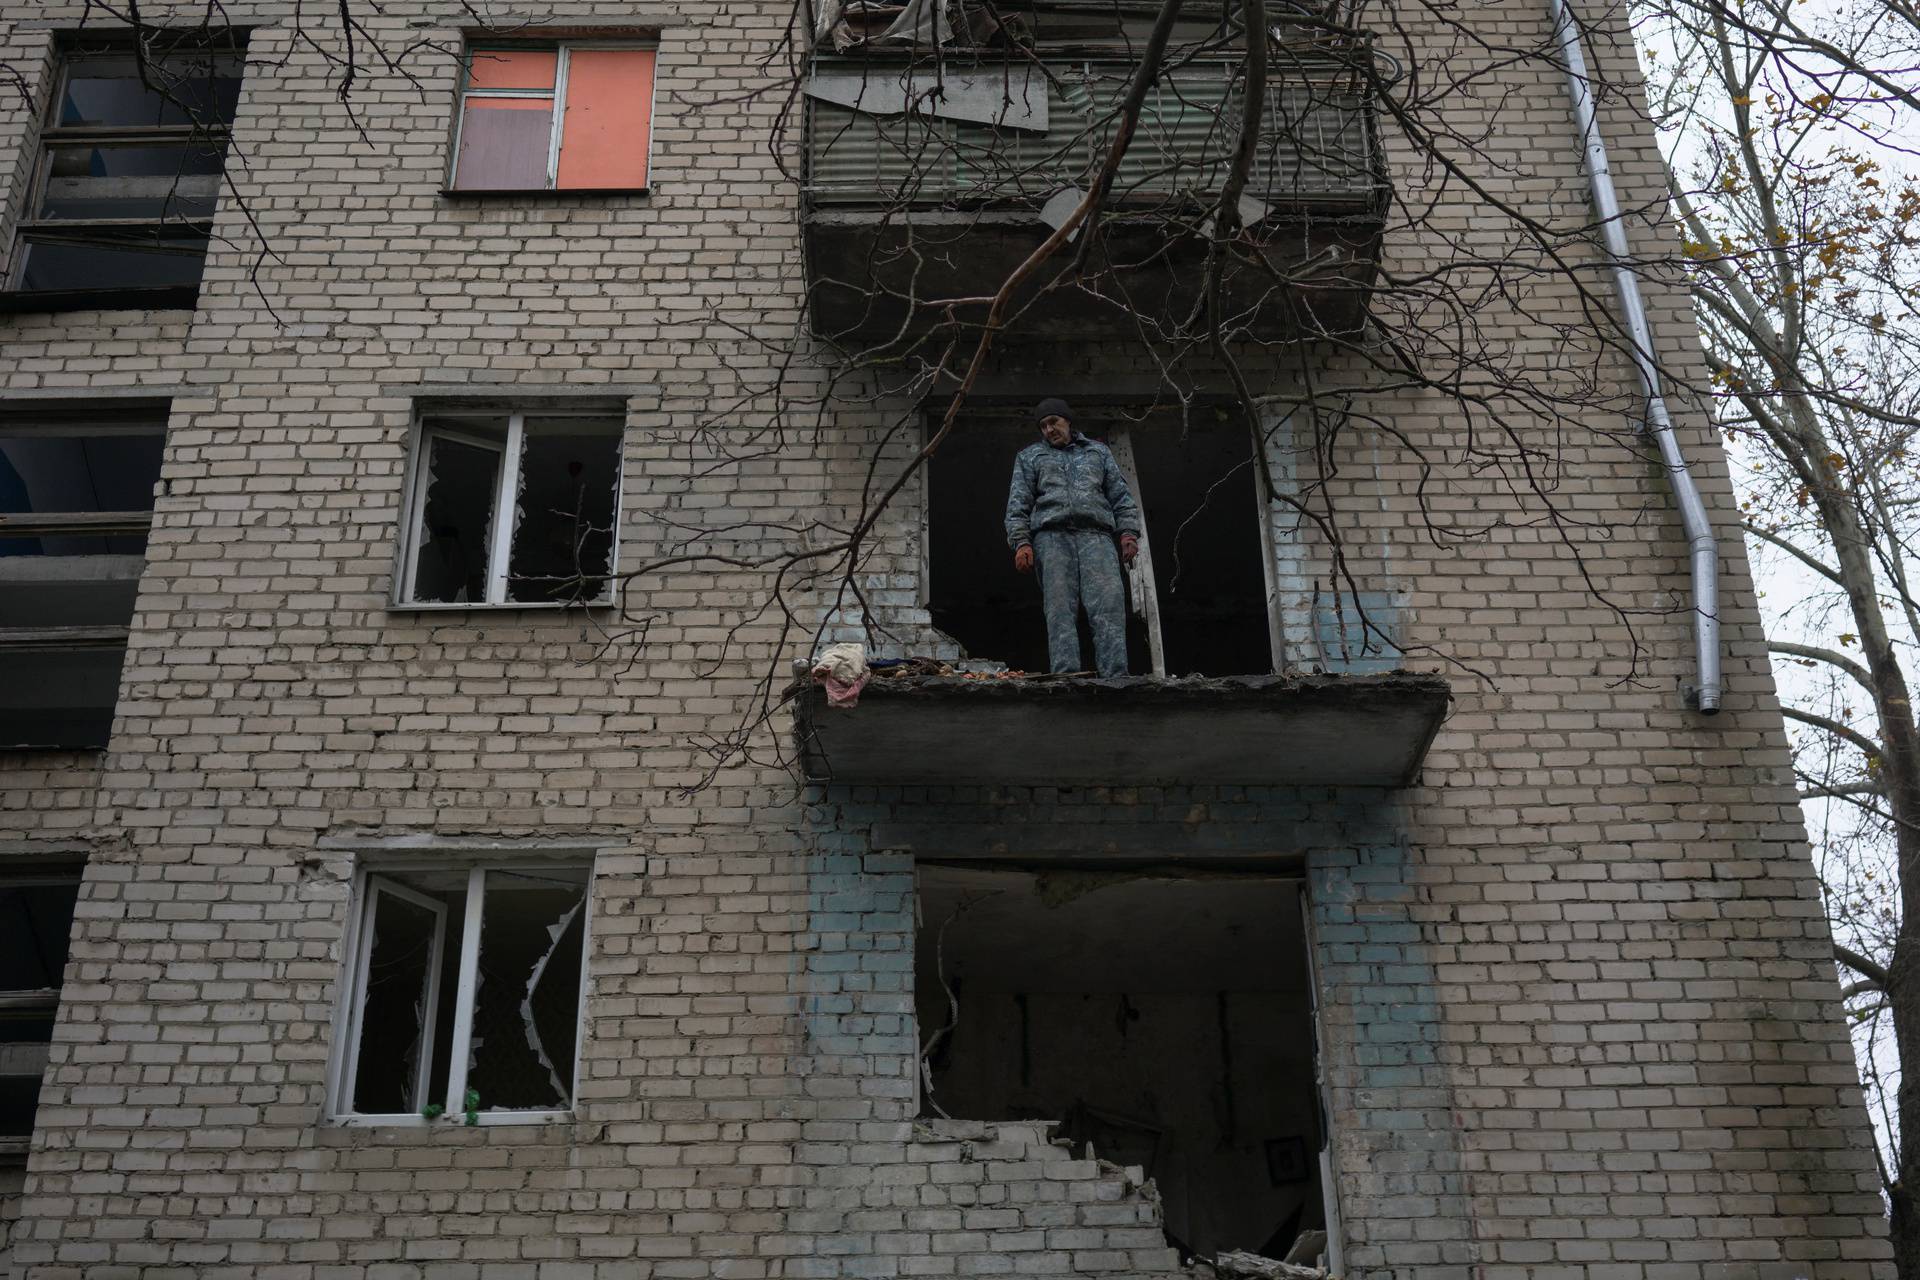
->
[408, 427, 502, 603]
[59, 51, 245, 129]
[348, 885, 443, 1116]
[38, 141, 226, 222]
[0, 429, 163, 555]
[15, 231, 210, 294]
[465, 867, 588, 1111]
[0, 879, 80, 994]
[504, 419, 620, 603]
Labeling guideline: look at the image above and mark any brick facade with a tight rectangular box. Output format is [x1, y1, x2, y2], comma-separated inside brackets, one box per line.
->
[0, 0, 1897, 1275]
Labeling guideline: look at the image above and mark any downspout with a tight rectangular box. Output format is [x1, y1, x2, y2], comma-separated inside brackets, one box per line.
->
[1547, 0, 1723, 712]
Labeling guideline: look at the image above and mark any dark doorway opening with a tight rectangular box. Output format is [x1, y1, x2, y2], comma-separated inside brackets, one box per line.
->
[926, 411, 1151, 673]
[915, 864, 1327, 1261]
[925, 407, 1273, 676]
[1131, 412, 1272, 676]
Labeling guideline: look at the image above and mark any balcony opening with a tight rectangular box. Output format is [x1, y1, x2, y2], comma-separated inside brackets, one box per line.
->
[0, 405, 166, 749]
[916, 864, 1332, 1265]
[799, 28, 1386, 342]
[5, 35, 246, 311]
[0, 861, 84, 1162]
[927, 407, 1273, 676]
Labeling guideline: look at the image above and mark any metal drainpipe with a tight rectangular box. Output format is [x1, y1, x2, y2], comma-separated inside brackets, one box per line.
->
[1547, 0, 1723, 712]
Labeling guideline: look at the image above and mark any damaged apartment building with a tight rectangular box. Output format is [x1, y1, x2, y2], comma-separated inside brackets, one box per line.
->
[0, 0, 1899, 1274]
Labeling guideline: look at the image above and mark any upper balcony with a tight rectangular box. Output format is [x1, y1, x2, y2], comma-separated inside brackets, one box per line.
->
[800, 34, 1389, 344]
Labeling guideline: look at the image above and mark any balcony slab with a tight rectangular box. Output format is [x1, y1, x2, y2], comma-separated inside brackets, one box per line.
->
[804, 209, 1381, 343]
[795, 670, 1449, 787]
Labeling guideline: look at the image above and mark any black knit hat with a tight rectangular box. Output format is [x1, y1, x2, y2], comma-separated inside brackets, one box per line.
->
[1032, 397, 1073, 428]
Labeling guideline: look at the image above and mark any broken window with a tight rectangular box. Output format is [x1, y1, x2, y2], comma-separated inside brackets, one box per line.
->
[450, 45, 656, 192]
[927, 407, 1275, 675]
[8, 38, 244, 304]
[331, 862, 591, 1123]
[396, 412, 623, 607]
[0, 407, 166, 748]
[0, 863, 83, 1159]
[915, 864, 1334, 1264]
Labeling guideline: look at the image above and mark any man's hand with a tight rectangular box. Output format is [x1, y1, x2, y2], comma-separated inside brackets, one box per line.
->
[1014, 544, 1035, 574]
[1119, 534, 1139, 566]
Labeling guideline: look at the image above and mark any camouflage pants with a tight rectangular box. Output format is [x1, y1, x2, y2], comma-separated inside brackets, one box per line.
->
[1034, 528, 1129, 677]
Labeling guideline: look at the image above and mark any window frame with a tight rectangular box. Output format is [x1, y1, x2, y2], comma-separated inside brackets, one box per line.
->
[0, 405, 168, 750]
[0, 859, 85, 1161]
[6, 40, 244, 307]
[446, 42, 658, 195]
[392, 408, 626, 611]
[325, 855, 597, 1128]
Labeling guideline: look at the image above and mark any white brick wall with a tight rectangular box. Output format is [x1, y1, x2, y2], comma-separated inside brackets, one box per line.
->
[0, 0, 1894, 1274]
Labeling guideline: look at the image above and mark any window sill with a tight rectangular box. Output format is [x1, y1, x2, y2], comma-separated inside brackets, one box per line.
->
[440, 187, 651, 199]
[386, 599, 616, 613]
[0, 744, 109, 754]
[327, 1110, 573, 1130]
[0, 286, 199, 314]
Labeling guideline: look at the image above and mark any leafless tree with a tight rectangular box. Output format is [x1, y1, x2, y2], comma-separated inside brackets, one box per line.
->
[16, 0, 1920, 1263]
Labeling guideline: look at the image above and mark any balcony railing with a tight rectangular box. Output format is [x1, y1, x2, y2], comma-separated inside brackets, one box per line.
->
[806, 53, 1385, 211]
[800, 44, 1390, 340]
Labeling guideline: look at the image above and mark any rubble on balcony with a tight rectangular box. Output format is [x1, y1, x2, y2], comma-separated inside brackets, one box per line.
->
[794, 657, 1448, 786]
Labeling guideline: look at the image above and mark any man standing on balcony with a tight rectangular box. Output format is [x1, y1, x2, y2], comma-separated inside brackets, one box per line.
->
[1005, 399, 1142, 678]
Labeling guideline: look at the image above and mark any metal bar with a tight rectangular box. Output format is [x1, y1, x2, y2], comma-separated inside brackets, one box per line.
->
[1548, 0, 1720, 712]
[1298, 882, 1346, 1274]
[486, 415, 525, 604]
[0, 626, 131, 649]
[1105, 427, 1166, 677]
[0, 511, 152, 536]
[0, 991, 61, 1010]
[547, 48, 572, 188]
[41, 126, 230, 143]
[443, 868, 488, 1114]
[332, 870, 382, 1118]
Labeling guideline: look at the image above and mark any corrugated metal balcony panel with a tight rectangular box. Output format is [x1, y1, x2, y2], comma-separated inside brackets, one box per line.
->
[806, 57, 1382, 209]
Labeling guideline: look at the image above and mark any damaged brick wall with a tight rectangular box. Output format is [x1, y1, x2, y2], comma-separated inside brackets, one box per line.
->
[0, 0, 1896, 1276]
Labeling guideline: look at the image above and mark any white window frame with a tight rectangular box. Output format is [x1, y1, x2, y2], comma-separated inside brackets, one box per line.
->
[393, 409, 625, 610]
[448, 43, 659, 192]
[325, 856, 596, 1127]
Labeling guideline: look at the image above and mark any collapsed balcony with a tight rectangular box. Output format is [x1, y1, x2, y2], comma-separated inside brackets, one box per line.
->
[801, 39, 1390, 343]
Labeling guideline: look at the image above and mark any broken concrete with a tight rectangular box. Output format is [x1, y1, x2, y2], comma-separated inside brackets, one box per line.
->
[796, 668, 1449, 786]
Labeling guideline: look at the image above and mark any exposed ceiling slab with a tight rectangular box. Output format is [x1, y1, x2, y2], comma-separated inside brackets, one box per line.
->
[917, 864, 1306, 992]
[796, 671, 1450, 787]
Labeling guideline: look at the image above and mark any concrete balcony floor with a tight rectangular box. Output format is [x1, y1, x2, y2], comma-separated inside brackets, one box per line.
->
[795, 669, 1449, 787]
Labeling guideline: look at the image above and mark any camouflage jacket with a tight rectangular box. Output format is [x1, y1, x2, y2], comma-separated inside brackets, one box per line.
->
[1004, 432, 1143, 549]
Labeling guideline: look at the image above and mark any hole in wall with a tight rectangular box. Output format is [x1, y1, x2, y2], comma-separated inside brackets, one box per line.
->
[915, 863, 1326, 1259]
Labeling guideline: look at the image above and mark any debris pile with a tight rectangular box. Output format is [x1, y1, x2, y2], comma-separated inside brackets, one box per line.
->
[1187, 1232, 1332, 1280]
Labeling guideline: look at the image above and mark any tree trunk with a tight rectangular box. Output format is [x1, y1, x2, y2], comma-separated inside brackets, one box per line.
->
[1796, 419, 1920, 1273]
